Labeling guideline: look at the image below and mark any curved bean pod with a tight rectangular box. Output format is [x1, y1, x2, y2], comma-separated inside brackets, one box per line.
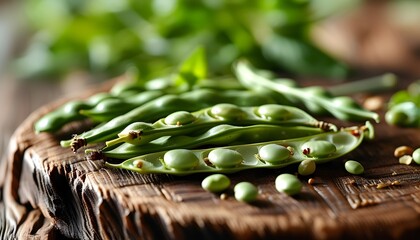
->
[34, 78, 166, 133]
[79, 90, 166, 122]
[104, 122, 373, 175]
[34, 93, 117, 133]
[234, 61, 380, 123]
[104, 103, 336, 147]
[100, 124, 330, 160]
[385, 102, 420, 127]
[61, 88, 280, 151]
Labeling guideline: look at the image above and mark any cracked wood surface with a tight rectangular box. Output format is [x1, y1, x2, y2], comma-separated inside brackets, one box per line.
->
[1, 77, 420, 239]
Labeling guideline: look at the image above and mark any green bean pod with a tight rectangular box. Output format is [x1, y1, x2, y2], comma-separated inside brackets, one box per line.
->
[101, 124, 331, 160]
[104, 103, 336, 147]
[60, 88, 282, 151]
[34, 79, 164, 133]
[79, 90, 166, 122]
[234, 61, 380, 123]
[104, 122, 373, 175]
[109, 80, 145, 97]
[34, 92, 117, 133]
[385, 102, 420, 127]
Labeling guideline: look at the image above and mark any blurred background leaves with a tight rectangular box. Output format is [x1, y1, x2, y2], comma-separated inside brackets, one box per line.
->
[9, 0, 357, 81]
[2, 0, 420, 82]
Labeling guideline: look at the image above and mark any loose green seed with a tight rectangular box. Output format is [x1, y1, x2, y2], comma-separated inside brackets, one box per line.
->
[234, 182, 258, 202]
[207, 148, 243, 168]
[210, 103, 245, 120]
[163, 149, 199, 170]
[344, 160, 364, 175]
[275, 173, 302, 196]
[413, 148, 420, 165]
[164, 111, 196, 126]
[298, 159, 316, 176]
[201, 174, 231, 193]
[258, 144, 290, 164]
[257, 104, 292, 120]
[301, 140, 336, 158]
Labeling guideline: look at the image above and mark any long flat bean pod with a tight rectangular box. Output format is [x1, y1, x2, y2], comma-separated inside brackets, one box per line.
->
[104, 103, 336, 147]
[234, 61, 380, 123]
[34, 92, 117, 133]
[34, 75, 175, 133]
[99, 124, 328, 160]
[61, 88, 281, 151]
[78, 90, 166, 122]
[104, 122, 373, 175]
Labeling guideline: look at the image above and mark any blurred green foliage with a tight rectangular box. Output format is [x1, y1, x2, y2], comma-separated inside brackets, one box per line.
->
[15, 0, 355, 81]
[388, 81, 420, 108]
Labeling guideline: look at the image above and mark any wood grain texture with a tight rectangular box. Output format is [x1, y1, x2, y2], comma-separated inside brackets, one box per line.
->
[1, 78, 420, 240]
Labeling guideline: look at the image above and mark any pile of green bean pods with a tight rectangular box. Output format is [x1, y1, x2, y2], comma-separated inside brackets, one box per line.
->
[99, 124, 329, 160]
[34, 92, 118, 133]
[103, 103, 336, 148]
[60, 88, 290, 151]
[34, 79, 162, 133]
[104, 122, 373, 175]
[33, 57, 381, 180]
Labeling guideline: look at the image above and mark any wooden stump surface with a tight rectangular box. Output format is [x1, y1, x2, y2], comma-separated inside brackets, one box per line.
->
[1, 77, 420, 239]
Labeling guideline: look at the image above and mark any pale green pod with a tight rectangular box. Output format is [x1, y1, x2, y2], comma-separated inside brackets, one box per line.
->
[105, 123, 372, 175]
[302, 86, 331, 115]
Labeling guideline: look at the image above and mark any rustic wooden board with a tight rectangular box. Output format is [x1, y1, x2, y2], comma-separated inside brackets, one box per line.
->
[2, 79, 420, 239]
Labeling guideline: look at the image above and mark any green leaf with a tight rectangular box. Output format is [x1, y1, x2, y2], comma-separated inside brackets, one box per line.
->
[175, 46, 207, 90]
[262, 35, 348, 79]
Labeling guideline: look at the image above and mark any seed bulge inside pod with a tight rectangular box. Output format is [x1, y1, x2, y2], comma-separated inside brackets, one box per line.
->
[301, 140, 336, 158]
[164, 111, 196, 125]
[258, 144, 290, 164]
[163, 149, 199, 170]
[208, 148, 243, 168]
[257, 104, 292, 120]
[210, 103, 245, 120]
